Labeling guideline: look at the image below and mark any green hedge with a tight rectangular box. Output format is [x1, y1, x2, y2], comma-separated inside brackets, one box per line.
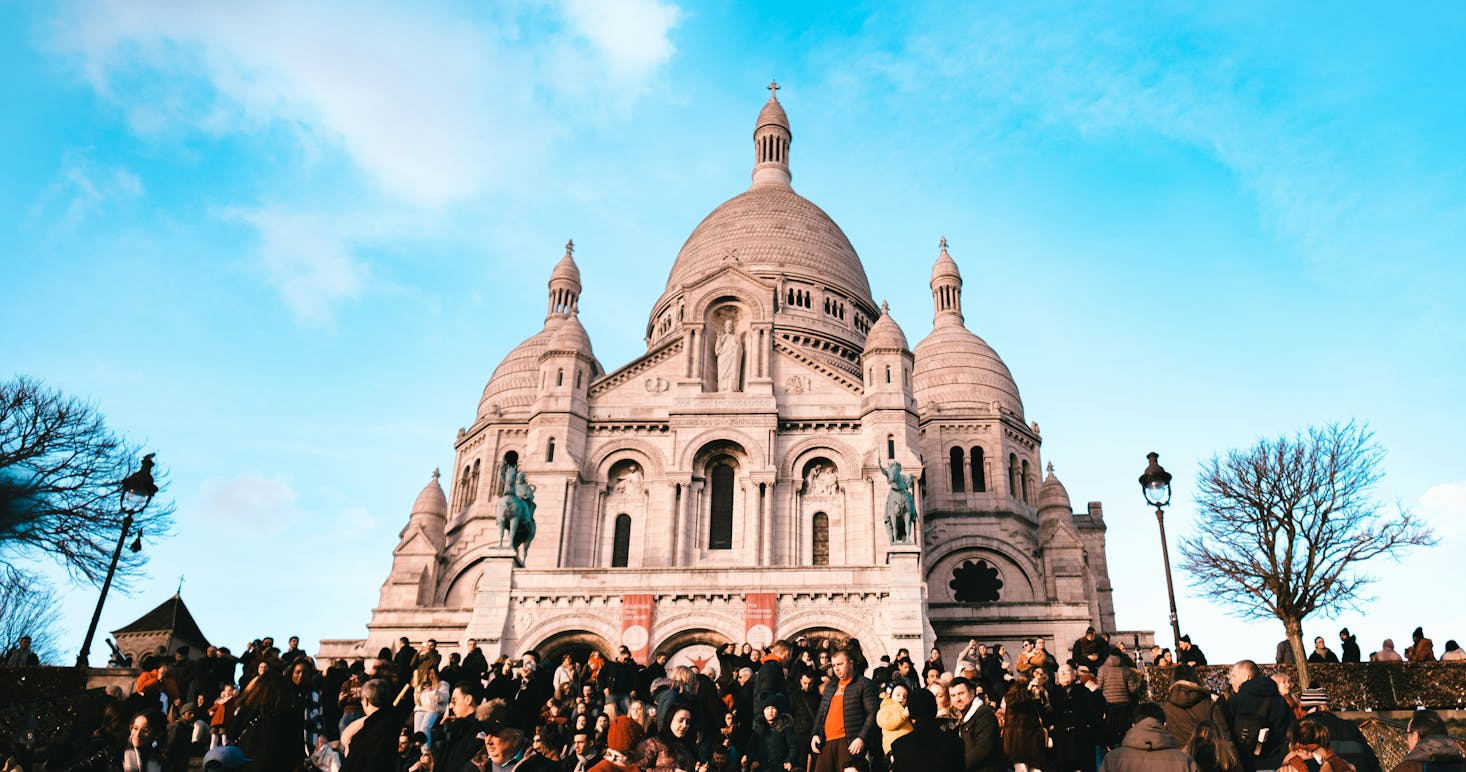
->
[1144, 662, 1466, 711]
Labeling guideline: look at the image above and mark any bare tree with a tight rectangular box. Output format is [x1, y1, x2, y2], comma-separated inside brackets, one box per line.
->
[0, 375, 172, 618]
[1179, 422, 1434, 688]
[0, 567, 63, 663]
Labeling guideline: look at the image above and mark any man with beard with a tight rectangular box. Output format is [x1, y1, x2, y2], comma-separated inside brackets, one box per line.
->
[434, 681, 487, 772]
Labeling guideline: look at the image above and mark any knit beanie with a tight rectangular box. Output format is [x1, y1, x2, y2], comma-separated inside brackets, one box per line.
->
[606, 716, 645, 754]
[1299, 687, 1328, 709]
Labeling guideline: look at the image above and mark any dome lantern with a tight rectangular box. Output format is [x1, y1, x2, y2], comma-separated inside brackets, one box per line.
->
[930, 236, 963, 327]
[752, 81, 792, 190]
[547, 239, 581, 318]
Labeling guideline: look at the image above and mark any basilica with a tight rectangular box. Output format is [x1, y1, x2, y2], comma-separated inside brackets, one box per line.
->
[324, 87, 1119, 670]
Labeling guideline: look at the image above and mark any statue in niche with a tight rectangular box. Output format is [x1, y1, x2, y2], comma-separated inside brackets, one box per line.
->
[877, 457, 918, 545]
[715, 319, 742, 392]
[804, 463, 838, 497]
[612, 464, 643, 497]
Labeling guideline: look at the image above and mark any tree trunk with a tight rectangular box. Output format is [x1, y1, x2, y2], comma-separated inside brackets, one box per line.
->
[1284, 616, 1311, 689]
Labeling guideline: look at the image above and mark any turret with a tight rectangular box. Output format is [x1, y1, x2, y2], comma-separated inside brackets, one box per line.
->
[378, 470, 448, 608]
[751, 81, 792, 189]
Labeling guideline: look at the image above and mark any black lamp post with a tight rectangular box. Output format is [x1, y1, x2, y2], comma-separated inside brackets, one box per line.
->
[76, 453, 158, 668]
[1139, 451, 1182, 650]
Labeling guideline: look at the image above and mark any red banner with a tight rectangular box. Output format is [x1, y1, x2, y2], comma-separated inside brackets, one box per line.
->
[744, 593, 777, 651]
[621, 594, 654, 664]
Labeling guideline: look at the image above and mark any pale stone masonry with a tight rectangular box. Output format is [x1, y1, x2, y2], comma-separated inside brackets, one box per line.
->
[322, 86, 1121, 667]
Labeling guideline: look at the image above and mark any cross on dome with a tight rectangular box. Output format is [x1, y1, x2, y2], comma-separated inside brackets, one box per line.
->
[767, 79, 780, 98]
[939, 236, 948, 251]
[565, 239, 574, 256]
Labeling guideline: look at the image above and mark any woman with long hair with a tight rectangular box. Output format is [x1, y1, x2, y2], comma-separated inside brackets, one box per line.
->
[635, 703, 699, 772]
[229, 668, 305, 770]
[1001, 681, 1047, 772]
[927, 680, 955, 721]
[1186, 720, 1243, 772]
[413, 665, 450, 746]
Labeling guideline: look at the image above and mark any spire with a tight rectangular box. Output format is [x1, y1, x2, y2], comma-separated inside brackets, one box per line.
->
[930, 236, 964, 326]
[752, 81, 792, 189]
[547, 239, 582, 318]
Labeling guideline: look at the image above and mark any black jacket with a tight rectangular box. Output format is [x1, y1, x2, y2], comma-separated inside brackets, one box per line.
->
[953, 702, 1005, 772]
[343, 708, 402, 772]
[812, 676, 879, 747]
[1225, 675, 1291, 771]
[889, 723, 965, 772]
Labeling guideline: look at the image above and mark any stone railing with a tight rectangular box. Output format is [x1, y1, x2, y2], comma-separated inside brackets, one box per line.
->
[1143, 661, 1466, 711]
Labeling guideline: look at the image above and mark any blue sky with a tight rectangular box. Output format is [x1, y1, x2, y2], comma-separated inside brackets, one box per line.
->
[4, 1, 1463, 663]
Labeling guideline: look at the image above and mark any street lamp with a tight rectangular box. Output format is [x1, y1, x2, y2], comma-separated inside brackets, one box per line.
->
[76, 453, 158, 668]
[1139, 451, 1182, 651]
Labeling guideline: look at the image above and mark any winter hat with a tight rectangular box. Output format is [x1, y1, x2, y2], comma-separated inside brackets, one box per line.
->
[606, 716, 645, 754]
[906, 688, 938, 722]
[757, 692, 789, 713]
[202, 746, 252, 769]
[1299, 688, 1328, 709]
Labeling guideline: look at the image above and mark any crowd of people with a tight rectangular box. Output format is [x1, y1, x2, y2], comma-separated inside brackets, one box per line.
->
[0, 625, 1462, 772]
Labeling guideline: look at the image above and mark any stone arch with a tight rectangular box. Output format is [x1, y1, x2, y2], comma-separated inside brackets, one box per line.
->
[530, 629, 617, 667]
[677, 430, 763, 471]
[515, 612, 622, 659]
[587, 438, 668, 482]
[778, 436, 863, 483]
[777, 607, 888, 660]
[651, 627, 736, 660]
[926, 536, 1040, 602]
[439, 557, 484, 607]
[649, 607, 743, 648]
[686, 279, 770, 322]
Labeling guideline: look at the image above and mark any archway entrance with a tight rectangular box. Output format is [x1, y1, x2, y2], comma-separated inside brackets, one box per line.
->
[653, 628, 733, 680]
[532, 630, 614, 670]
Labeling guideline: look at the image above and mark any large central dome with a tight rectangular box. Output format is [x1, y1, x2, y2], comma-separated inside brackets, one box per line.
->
[658, 87, 874, 308]
[663, 186, 874, 305]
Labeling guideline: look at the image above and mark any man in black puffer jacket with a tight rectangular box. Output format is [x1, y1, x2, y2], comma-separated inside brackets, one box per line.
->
[1225, 660, 1292, 772]
[810, 648, 878, 772]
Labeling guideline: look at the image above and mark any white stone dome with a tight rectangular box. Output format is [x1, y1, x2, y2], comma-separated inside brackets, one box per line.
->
[411, 470, 448, 518]
[662, 186, 874, 306]
[1037, 464, 1072, 513]
[863, 302, 908, 353]
[544, 313, 597, 361]
[478, 319, 561, 418]
[913, 322, 1024, 418]
[549, 250, 581, 291]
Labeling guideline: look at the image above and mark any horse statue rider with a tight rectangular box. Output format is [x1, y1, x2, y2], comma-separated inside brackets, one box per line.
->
[496, 460, 538, 562]
[877, 456, 918, 544]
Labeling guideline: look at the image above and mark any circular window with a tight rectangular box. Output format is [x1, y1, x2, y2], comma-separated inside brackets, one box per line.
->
[950, 559, 1003, 603]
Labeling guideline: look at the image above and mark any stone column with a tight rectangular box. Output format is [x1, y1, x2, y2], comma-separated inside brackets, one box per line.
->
[463, 547, 519, 660]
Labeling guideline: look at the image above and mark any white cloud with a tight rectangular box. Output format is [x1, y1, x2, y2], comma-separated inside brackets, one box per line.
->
[559, 0, 681, 84]
[34, 148, 144, 226]
[197, 473, 299, 532]
[1420, 481, 1466, 539]
[223, 206, 371, 326]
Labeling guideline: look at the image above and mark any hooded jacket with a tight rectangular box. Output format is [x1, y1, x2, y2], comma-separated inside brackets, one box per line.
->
[1162, 681, 1231, 748]
[1225, 675, 1291, 769]
[1390, 736, 1465, 772]
[1100, 717, 1200, 772]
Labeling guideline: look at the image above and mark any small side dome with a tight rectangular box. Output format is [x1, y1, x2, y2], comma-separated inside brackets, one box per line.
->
[863, 301, 908, 353]
[411, 469, 448, 518]
[478, 319, 562, 418]
[544, 313, 597, 362]
[1037, 463, 1072, 513]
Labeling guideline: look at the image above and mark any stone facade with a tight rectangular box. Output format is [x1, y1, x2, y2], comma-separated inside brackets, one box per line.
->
[323, 87, 1119, 667]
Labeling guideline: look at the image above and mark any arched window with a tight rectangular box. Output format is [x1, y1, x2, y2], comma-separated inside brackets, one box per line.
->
[885, 365, 892, 384]
[970, 446, 986, 492]
[887, 435, 896, 460]
[470, 459, 481, 502]
[1021, 459, 1031, 503]
[709, 462, 735, 550]
[457, 464, 471, 510]
[949, 447, 966, 492]
[546, 438, 556, 463]
[812, 512, 829, 566]
[1009, 453, 1019, 499]
[611, 514, 632, 567]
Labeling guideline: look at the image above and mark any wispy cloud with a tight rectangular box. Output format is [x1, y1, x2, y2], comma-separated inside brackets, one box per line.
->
[197, 473, 299, 533]
[51, 0, 681, 320]
[33, 148, 144, 227]
[1420, 481, 1466, 540]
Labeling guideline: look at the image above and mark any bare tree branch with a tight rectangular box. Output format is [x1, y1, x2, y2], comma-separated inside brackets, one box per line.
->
[1179, 421, 1436, 687]
[0, 375, 173, 592]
